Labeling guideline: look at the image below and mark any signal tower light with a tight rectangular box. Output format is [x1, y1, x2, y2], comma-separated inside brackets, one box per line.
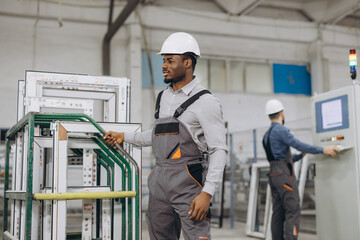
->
[349, 49, 357, 80]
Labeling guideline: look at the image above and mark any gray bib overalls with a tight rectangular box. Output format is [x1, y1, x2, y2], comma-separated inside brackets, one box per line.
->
[263, 126, 301, 240]
[147, 90, 211, 240]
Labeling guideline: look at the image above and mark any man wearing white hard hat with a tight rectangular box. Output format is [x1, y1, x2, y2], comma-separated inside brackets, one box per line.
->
[262, 99, 340, 240]
[104, 32, 227, 240]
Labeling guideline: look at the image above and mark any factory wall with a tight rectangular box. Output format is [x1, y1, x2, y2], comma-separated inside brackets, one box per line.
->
[136, 6, 360, 165]
[137, 6, 360, 133]
[0, 0, 131, 128]
[0, 3, 359, 143]
[0, 15, 130, 127]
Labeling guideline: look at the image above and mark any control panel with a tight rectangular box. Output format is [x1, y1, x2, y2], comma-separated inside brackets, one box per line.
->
[311, 83, 360, 240]
[312, 88, 355, 150]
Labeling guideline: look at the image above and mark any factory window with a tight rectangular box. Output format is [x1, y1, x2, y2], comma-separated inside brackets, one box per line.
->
[229, 61, 245, 92]
[195, 58, 209, 89]
[209, 59, 227, 92]
[142, 52, 168, 88]
[141, 52, 312, 96]
[197, 59, 271, 93]
[273, 63, 311, 96]
[245, 63, 272, 94]
[195, 58, 228, 91]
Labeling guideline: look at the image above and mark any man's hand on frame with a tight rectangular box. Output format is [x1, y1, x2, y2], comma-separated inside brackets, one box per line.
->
[103, 131, 124, 147]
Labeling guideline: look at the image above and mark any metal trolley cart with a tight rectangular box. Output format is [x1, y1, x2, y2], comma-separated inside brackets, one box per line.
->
[3, 113, 141, 240]
[3, 70, 141, 240]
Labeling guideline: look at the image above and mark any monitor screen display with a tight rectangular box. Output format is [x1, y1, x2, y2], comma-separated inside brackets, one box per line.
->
[315, 95, 349, 133]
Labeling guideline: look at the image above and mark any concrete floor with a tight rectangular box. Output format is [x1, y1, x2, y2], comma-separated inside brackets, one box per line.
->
[0, 213, 318, 240]
[0, 208, 317, 240]
[141, 219, 318, 240]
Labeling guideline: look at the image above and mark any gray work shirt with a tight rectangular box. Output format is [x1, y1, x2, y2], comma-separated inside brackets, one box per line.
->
[124, 77, 228, 196]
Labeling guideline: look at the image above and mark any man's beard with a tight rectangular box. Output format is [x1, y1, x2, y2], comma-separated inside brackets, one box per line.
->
[164, 73, 185, 84]
[282, 117, 285, 125]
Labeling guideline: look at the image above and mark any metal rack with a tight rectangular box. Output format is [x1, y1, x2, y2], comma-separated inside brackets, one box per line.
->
[3, 113, 141, 240]
[3, 70, 141, 240]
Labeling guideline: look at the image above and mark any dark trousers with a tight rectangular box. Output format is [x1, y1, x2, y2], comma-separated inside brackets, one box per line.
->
[269, 173, 300, 240]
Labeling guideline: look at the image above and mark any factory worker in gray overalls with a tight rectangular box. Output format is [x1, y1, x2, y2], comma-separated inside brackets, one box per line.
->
[262, 99, 340, 240]
[104, 32, 228, 240]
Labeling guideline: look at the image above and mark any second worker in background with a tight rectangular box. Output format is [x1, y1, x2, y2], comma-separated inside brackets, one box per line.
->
[262, 99, 340, 240]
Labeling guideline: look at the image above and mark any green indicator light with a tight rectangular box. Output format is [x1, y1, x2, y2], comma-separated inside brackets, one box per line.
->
[350, 60, 357, 66]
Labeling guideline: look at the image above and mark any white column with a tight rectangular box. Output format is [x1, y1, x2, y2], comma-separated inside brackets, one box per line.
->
[308, 39, 325, 94]
[128, 23, 143, 123]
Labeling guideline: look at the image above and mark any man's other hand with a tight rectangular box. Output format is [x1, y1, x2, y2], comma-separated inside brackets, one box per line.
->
[323, 146, 341, 157]
[103, 131, 124, 147]
[188, 191, 212, 221]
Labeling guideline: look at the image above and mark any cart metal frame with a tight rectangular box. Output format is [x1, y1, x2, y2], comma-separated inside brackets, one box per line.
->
[3, 113, 141, 240]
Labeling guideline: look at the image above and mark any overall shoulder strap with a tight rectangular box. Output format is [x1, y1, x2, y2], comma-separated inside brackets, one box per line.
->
[173, 90, 211, 118]
[154, 90, 164, 119]
[263, 126, 276, 161]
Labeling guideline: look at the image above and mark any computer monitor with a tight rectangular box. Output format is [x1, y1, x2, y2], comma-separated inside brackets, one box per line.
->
[315, 95, 349, 133]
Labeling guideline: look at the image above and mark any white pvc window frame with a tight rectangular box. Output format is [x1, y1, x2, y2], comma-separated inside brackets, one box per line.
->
[22, 71, 130, 122]
[246, 161, 271, 239]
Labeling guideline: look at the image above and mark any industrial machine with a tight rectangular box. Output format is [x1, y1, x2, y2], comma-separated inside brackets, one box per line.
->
[311, 82, 360, 239]
[3, 71, 141, 240]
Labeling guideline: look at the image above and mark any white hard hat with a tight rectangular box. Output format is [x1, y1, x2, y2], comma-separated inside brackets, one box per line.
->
[265, 99, 284, 115]
[158, 32, 201, 57]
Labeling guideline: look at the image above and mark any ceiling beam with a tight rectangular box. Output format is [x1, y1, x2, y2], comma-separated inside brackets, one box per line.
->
[102, 0, 141, 75]
[238, 0, 265, 16]
[324, 1, 360, 24]
[211, 0, 229, 14]
[303, 0, 360, 24]
[259, 1, 313, 22]
[213, 0, 261, 15]
[260, 1, 304, 10]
